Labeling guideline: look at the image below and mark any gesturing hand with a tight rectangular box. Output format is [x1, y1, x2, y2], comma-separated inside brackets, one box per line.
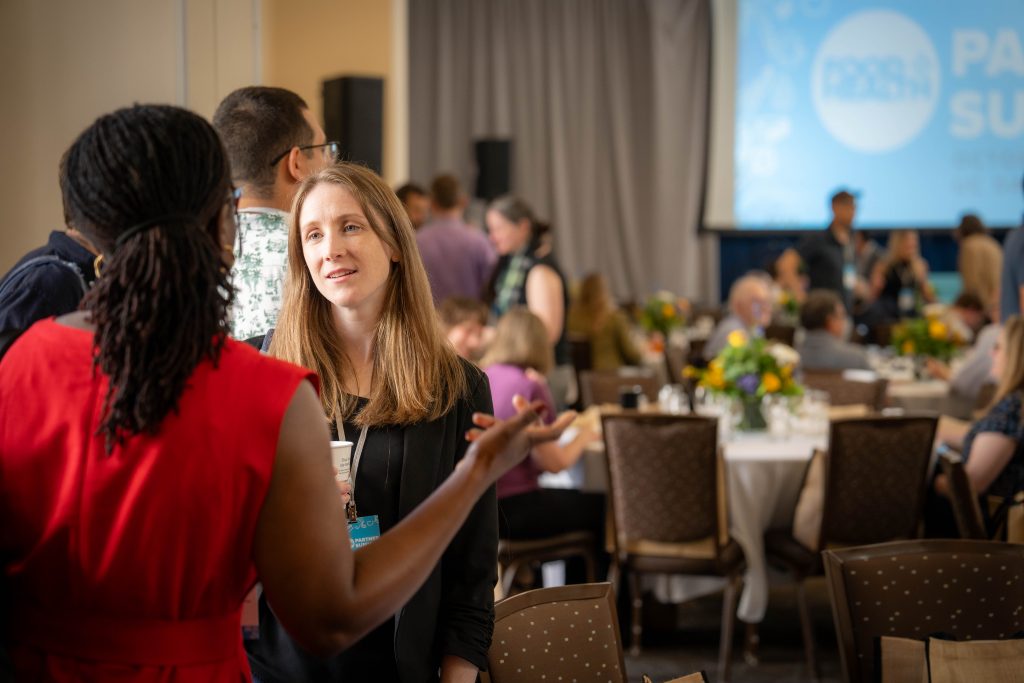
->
[463, 395, 576, 483]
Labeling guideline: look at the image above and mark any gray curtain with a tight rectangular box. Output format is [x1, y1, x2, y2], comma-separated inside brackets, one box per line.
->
[409, 0, 715, 303]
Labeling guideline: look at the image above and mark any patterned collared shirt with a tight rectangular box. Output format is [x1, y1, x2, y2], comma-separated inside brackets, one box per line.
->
[230, 208, 289, 341]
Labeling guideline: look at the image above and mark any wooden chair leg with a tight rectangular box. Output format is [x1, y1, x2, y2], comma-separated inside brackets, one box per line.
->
[742, 621, 760, 666]
[500, 559, 519, 599]
[718, 573, 740, 683]
[794, 578, 820, 681]
[582, 549, 596, 584]
[628, 569, 643, 656]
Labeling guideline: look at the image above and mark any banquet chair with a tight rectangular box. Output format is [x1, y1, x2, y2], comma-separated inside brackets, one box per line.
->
[765, 323, 796, 346]
[602, 414, 744, 682]
[938, 450, 987, 540]
[823, 539, 1024, 683]
[580, 368, 660, 408]
[481, 582, 627, 683]
[495, 533, 597, 600]
[802, 370, 888, 411]
[765, 415, 937, 679]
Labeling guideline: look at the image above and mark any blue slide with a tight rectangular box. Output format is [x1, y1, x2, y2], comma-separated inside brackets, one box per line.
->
[735, 0, 1024, 229]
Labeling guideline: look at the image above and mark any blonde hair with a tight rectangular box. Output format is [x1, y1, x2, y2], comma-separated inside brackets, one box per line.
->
[885, 230, 919, 266]
[269, 163, 467, 427]
[481, 307, 554, 375]
[992, 316, 1024, 414]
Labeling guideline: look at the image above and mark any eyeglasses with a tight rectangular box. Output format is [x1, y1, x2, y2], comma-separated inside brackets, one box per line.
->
[268, 141, 341, 168]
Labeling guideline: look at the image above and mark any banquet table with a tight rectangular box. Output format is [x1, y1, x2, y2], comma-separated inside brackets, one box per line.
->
[564, 429, 826, 623]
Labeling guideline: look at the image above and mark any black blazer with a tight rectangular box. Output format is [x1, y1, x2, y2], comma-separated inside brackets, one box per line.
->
[246, 358, 497, 682]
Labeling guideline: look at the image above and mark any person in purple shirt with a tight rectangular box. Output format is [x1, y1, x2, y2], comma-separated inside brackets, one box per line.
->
[416, 174, 497, 305]
[482, 307, 605, 585]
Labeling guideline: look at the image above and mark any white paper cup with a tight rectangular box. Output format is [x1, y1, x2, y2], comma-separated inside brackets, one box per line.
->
[330, 440, 353, 482]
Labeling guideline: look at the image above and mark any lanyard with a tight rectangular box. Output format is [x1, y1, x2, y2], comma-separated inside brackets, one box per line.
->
[337, 418, 369, 521]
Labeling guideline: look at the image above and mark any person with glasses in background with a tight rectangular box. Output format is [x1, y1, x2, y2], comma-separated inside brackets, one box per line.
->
[213, 86, 339, 343]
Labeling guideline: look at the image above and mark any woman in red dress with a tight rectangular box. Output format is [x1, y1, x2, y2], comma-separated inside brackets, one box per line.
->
[0, 104, 566, 682]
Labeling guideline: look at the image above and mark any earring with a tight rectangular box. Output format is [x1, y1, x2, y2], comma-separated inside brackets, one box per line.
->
[93, 253, 105, 279]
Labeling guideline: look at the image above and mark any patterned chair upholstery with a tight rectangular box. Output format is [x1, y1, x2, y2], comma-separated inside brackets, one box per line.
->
[482, 582, 626, 683]
[802, 370, 889, 411]
[765, 415, 937, 678]
[602, 414, 743, 682]
[580, 369, 660, 408]
[824, 539, 1024, 683]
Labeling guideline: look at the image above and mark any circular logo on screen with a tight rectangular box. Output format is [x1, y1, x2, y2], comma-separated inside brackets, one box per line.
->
[811, 10, 940, 153]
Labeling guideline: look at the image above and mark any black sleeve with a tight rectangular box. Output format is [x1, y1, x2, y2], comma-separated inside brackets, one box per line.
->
[437, 364, 498, 670]
[0, 264, 86, 333]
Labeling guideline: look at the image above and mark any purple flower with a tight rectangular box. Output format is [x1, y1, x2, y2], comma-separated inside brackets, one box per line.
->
[738, 373, 760, 395]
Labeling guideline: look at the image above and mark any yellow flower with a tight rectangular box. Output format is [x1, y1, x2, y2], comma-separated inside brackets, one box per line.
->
[707, 369, 726, 389]
[928, 320, 948, 340]
[780, 364, 793, 380]
[902, 340, 916, 355]
[662, 303, 676, 319]
[683, 365, 700, 379]
[762, 372, 781, 393]
[727, 330, 748, 348]
[709, 358, 723, 372]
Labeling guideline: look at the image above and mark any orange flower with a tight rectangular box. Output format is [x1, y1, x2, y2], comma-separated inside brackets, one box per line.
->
[928, 320, 948, 340]
[661, 303, 676, 319]
[901, 340, 915, 355]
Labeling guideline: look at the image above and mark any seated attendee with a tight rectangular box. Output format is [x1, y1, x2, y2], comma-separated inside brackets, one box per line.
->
[566, 273, 642, 371]
[930, 316, 1024, 534]
[396, 181, 429, 231]
[869, 230, 936, 322]
[955, 213, 1003, 313]
[482, 308, 604, 583]
[439, 296, 489, 361]
[703, 274, 772, 360]
[797, 289, 871, 371]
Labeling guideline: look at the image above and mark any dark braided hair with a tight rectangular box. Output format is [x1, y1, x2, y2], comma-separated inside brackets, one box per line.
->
[60, 105, 233, 451]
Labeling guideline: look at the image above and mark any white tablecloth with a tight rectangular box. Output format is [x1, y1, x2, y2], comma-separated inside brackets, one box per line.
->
[574, 432, 825, 623]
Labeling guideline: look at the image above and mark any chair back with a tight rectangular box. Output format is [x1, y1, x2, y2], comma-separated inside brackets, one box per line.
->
[580, 368, 660, 408]
[765, 323, 796, 346]
[567, 334, 593, 375]
[803, 370, 888, 411]
[938, 450, 987, 539]
[602, 415, 727, 557]
[823, 539, 1024, 683]
[820, 416, 936, 548]
[484, 583, 627, 683]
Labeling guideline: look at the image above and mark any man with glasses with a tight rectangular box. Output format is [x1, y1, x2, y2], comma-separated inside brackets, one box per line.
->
[213, 86, 338, 342]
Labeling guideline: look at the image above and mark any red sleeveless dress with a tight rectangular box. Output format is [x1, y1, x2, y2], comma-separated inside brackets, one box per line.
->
[0, 319, 316, 681]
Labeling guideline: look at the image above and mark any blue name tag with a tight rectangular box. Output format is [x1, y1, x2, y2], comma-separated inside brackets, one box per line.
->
[348, 515, 381, 550]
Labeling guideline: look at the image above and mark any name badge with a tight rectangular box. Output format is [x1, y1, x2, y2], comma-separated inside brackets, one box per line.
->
[843, 263, 857, 291]
[348, 515, 381, 550]
[898, 287, 915, 314]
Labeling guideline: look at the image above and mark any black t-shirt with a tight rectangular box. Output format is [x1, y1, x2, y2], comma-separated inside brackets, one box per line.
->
[796, 225, 852, 308]
[247, 398, 406, 682]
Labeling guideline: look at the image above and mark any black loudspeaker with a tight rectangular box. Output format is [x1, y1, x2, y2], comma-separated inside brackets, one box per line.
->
[322, 76, 384, 174]
[474, 139, 511, 200]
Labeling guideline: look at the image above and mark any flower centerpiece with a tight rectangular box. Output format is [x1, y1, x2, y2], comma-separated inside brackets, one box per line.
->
[686, 330, 803, 430]
[891, 313, 963, 362]
[639, 290, 687, 339]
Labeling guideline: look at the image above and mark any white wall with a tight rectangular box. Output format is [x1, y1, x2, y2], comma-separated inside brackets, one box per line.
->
[0, 0, 259, 273]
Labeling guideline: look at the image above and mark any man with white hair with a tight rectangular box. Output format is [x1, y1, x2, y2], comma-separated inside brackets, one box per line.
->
[703, 273, 773, 360]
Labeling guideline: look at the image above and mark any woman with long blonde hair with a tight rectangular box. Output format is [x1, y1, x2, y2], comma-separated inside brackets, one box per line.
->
[247, 163, 510, 682]
[869, 229, 936, 321]
[931, 316, 1024, 534]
